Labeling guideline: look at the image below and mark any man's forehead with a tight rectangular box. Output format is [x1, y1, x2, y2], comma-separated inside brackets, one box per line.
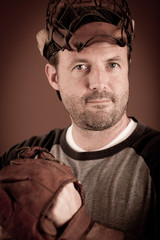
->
[59, 41, 128, 62]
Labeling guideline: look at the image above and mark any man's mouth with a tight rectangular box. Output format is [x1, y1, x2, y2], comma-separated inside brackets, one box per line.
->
[84, 90, 115, 104]
[86, 98, 111, 104]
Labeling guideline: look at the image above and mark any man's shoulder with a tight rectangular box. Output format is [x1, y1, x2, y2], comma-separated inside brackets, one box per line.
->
[0, 128, 66, 169]
[132, 120, 160, 154]
[132, 121, 160, 175]
[135, 122, 160, 149]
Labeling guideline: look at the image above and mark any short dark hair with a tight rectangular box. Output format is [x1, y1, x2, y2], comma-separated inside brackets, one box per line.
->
[49, 54, 59, 68]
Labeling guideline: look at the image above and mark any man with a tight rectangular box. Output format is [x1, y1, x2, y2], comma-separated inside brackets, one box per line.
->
[0, 0, 160, 239]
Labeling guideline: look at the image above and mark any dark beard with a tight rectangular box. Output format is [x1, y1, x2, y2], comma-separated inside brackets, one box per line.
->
[73, 105, 127, 131]
[62, 90, 129, 131]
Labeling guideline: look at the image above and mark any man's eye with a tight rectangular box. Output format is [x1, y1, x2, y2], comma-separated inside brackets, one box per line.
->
[108, 62, 118, 68]
[72, 64, 89, 76]
[75, 64, 87, 70]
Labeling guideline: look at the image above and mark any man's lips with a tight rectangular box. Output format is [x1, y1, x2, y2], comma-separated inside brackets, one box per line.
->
[86, 98, 112, 104]
[84, 91, 115, 104]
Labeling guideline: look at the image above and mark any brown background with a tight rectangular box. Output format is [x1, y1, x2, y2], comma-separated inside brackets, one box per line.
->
[0, 0, 160, 155]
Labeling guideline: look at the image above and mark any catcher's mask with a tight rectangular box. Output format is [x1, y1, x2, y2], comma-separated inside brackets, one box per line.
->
[36, 0, 135, 61]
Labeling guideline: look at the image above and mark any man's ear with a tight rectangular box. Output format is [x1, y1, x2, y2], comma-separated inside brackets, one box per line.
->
[45, 63, 59, 90]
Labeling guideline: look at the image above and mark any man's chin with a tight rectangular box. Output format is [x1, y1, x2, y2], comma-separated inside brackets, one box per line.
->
[76, 115, 116, 131]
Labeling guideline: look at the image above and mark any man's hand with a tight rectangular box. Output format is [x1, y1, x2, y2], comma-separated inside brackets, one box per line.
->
[0, 147, 84, 239]
[50, 183, 82, 227]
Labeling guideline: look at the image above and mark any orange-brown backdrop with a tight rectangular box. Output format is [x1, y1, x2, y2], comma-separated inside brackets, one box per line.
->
[0, 0, 159, 155]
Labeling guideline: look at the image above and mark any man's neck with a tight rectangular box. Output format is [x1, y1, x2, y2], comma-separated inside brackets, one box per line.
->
[71, 114, 130, 151]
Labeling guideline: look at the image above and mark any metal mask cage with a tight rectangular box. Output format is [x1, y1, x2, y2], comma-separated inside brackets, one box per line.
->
[43, 0, 135, 60]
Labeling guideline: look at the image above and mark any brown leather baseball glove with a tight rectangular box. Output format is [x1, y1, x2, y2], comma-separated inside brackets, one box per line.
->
[0, 147, 84, 240]
[0, 147, 124, 240]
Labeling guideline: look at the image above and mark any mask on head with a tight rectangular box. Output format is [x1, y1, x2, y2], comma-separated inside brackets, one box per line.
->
[36, 0, 135, 61]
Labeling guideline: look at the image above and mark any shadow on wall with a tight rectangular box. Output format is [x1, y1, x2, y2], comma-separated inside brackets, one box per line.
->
[0, 0, 160, 155]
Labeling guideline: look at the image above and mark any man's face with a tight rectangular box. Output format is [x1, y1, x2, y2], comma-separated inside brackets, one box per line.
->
[54, 32, 129, 131]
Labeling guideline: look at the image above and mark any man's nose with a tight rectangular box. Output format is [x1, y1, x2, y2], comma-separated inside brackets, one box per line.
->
[87, 67, 108, 91]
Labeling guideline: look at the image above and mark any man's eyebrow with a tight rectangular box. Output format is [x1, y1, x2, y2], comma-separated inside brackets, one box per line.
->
[107, 56, 122, 62]
[71, 56, 121, 62]
[70, 58, 89, 64]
